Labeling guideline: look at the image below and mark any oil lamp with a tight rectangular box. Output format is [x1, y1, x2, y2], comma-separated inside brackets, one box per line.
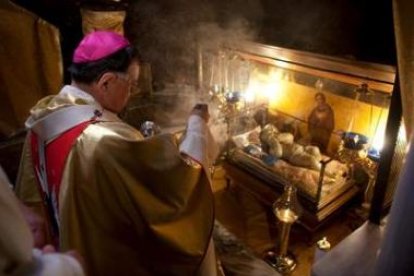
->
[361, 152, 379, 210]
[265, 184, 303, 273]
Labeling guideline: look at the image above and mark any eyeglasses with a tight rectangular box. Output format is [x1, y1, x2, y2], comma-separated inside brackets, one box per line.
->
[115, 72, 140, 95]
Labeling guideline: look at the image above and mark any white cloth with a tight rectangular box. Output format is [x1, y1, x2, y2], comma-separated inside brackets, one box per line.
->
[179, 115, 219, 174]
[179, 116, 219, 276]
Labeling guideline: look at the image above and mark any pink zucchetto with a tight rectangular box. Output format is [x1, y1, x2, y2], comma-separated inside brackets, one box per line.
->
[73, 31, 130, 63]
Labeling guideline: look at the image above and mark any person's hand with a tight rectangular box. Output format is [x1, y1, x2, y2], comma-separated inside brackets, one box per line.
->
[42, 244, 56, 254]
[42, 244, 85, 270]
[191, 103, 210, 123]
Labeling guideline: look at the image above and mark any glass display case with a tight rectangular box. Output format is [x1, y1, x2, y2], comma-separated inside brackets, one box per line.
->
[205, 42, 396, 230]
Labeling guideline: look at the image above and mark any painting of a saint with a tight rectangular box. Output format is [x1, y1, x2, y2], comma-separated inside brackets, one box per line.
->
[308, 92, 335, 152]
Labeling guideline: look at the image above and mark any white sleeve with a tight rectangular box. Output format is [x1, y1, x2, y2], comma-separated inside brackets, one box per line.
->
[31, 249, 84, 276]
[179, 115, 219, 171]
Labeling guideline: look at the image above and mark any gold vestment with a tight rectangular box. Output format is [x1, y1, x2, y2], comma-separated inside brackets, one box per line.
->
[15, 86, 214, 276]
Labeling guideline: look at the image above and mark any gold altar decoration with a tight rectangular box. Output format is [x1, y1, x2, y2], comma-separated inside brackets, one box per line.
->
[81, 9, 126, 35]
[336, 133, 380, 211]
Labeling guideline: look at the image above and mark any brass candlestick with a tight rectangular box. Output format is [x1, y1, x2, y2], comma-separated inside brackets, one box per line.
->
[265, 185, 303, 274]
[359, 154, 379, 210]
[337, 133, 380, 216]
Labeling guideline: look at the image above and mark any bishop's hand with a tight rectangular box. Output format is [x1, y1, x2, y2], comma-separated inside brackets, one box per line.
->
[191, 103, 210, 123]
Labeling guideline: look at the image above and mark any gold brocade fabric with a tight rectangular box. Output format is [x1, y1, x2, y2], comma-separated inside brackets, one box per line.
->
[0, 0, 62, 136]
[15, 89, 214, 276]
[393, 0, 414, 140]
[81, 9, 126, 35]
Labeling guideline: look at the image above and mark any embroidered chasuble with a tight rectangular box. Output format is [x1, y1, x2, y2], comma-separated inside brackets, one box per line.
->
[15, 85, 215, 276]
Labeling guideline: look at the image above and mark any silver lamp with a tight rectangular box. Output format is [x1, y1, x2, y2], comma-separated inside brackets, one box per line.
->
[265, 184, 303, 273]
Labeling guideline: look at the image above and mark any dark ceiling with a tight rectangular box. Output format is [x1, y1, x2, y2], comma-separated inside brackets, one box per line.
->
[12, 0, 396, 83]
